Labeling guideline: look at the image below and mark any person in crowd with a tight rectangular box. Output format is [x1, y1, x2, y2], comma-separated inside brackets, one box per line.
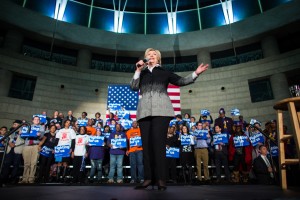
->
[126, 121, 144, 184]
[88, 128, 106, 183]
[175, 114, 186, 132]
[131, 48, 208, 190]
[41, 111, 51, 130]
[228, 123, 252, 183]
[50, 110, 63, 127]
[62, 110, 77, 126]
[166, 126, 179, 184]
[214, 108, 234, 137]
[77, 112, 89, 121]
[102, 125, 112, 177]
[19, 116, 45, 184]
[0, 126, 8, 167]
[188, 117, 197, 130]
[37, 125, 57, 183]
[238, 115, 247, 131]
[106, 112, 115, 126]
[58, 112, 64, 122]
[94, 112, 104, 127]
[263, 120, 279, 181]
[0, 120, 24, 185]
[55, 119, 76, 182]
[246, 121, 265, 161]
[183, 113, 191, 128]
[178, 125, 195, 184]
[71, 126, 89, 184]
[252, 145, 275, 185]
[194, 122, 211, 183]
[199, 114, 213, 127]
[107, 124, 127, 183]
[86, 118, 97, 136]
[212, 125, 231, 183]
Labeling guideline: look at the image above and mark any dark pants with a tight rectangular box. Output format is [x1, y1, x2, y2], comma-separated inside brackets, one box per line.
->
[138, 116, 172, 183]
[38, 154, 54, 182]
[72, 156, 86, 183]
[215, 151, 230, 180]
[1, 150, 23, 183]
[166, 157, 177, 181]
[233, 153, 247, 171]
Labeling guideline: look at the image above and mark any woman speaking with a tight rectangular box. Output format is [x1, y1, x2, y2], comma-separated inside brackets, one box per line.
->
[131, 48, 208, 191]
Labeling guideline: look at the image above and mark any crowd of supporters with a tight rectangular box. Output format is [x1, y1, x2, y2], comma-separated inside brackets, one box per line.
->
[0, 108, 297, 187]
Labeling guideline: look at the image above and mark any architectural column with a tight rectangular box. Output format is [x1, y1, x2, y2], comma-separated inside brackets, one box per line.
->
[270, 73, 290, 100]
[3, 30, 24, 53]
[261, 36, 280, 58]
[77, 49, 92, 69]
[197, 48, 211, 68]
[0, 69, 13, 97]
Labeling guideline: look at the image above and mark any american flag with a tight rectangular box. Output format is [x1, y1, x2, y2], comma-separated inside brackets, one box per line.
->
[106, 84, 181, 121]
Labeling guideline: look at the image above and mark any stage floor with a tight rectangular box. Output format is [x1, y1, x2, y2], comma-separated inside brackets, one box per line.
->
[1, 184, 300, 200]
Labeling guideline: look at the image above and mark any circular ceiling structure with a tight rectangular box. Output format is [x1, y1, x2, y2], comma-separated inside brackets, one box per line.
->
[17, 0, 291, 34]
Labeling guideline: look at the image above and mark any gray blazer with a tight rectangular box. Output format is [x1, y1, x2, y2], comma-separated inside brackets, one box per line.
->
[130, 66, 197, 121]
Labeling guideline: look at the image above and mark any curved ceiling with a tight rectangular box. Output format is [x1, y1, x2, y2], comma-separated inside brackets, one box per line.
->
[19, 0, 290, 34]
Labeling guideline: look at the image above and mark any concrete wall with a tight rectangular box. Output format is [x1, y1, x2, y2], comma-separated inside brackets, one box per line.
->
[0, 48, 299, 127]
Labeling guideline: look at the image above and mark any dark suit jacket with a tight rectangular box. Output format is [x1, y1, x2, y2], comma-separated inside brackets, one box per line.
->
[253, 155, 274, 184]
[214, 116, 233, 135]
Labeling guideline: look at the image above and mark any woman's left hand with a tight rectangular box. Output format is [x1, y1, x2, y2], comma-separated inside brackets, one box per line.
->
[195, 63, 209, 75]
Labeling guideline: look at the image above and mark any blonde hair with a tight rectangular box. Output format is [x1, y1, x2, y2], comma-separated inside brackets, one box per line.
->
[144, 48, 162, 65]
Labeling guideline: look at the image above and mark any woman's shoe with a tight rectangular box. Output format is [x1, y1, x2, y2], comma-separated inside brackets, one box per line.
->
[157, 180, 167, 191]
[134, 180, 153, 190]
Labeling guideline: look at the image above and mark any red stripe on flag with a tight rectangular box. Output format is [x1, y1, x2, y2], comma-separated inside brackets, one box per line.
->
[173, 108, 181, 111]
[171, 100, 180, 103]
[168, 92, 180, 96]
[168, 84, 180, 88]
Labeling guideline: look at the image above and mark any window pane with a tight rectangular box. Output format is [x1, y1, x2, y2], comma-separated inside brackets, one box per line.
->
[63, 1, 90, 26]
[8, 74, 37, 101]
[248, 78, 274, 103]
[90, 7, 114, 32]
[177, 10, 199, 33]
[122, 13, 144, 34]
[25, 0, 56, 18]
[200, 4, 224, 29]
[146, 13, 169, 34]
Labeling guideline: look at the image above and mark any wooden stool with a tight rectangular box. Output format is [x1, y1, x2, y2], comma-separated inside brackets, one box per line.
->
[273, 97, 300, 189]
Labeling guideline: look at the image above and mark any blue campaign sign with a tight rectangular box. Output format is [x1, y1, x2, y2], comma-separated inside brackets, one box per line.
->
[169, 119, 177, 127]
[130, 136, 142, 147]
[249, 133, 265, 147]
[193, 130, 208, 140]
[119, 119, 133, 130]
[166, 147, 180, 158]
[213, 133, 228, 145]
[89, 136, 105, 146]
[180, 135, 192, 146]
[77, 119, 88, 127]
[21, 126, 40, 138]
[270, 144, 279, 157]
[55, 145, 70, 158]
[233, 136, 250, 147]
[108, 103, 122, 113]
[33, 114, 47, 124]
[109, 125, 116, 132]
[103, 132, 111, 139]
[111, 138, 127, 149]
[40, 146, 53, 157]
[200, 109, 210, 116]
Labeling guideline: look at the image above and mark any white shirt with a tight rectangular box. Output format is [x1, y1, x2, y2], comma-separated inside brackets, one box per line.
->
[56, 128, 76, 147]
[74, 134, 89, 156]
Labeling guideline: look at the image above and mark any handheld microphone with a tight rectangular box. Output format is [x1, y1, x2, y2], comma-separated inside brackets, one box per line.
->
[137, 58, 149, 67]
